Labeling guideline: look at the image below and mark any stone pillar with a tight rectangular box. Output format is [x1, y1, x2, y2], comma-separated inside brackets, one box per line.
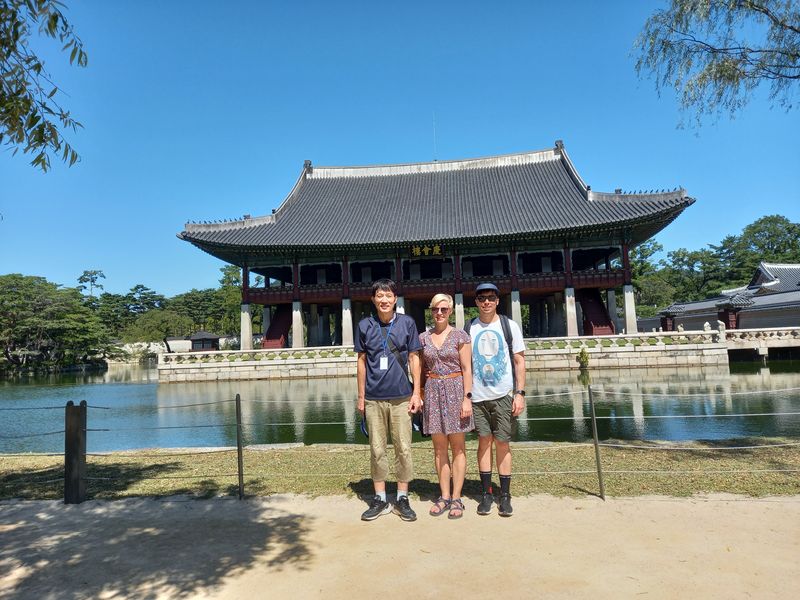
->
[240, 304, 253, 350]
[510, 290, 522, 330]
[454, 292, 465, 329]
[623, 284, 637, 334]
[320, 306, 330, 345]
[292, 300, 305, 348]
[333, 307, 342, 345]
[528, 302, 538, 336]
[308, 304, 319, 346]
[341, 299, 353, 346]
[564, 288, 579, 337]
[553, 293, 565, 336]
[538, 301, 547, 337]
[607, 289, 618, 333]
[262, 305, 271, 334]
[546, 297, 556, 336]
[396, 296, 405, 314]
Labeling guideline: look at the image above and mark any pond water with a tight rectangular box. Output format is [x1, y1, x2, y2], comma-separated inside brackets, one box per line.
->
[2, 363, 799, 452]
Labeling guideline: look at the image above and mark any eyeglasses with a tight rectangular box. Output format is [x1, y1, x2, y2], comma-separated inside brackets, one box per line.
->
[476, 295, 498, 303]
[431, 307, 450, 314]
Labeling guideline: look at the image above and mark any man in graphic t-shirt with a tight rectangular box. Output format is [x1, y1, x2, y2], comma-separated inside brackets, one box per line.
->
[355, 278, 422, 522]
[467, 282, 525, 516]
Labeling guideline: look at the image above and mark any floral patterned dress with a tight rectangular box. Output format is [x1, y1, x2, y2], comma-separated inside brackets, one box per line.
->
[420, 327, 473, 435]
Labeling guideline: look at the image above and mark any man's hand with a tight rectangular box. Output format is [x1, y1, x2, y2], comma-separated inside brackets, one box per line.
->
[409, 393, 423, 414]
[512, 393, 525, 417]
[357, 397, 365, 415]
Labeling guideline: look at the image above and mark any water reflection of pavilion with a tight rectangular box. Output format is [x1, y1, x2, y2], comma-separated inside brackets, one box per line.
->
[154, 365, 800, 444]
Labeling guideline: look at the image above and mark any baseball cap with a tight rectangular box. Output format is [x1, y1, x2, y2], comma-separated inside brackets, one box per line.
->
[474, 282, 500, 295]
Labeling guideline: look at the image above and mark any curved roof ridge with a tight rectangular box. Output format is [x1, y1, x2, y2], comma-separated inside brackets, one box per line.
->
[183, 213, 275, 234]
[760, 261, 800, 270]
[308, 146, 559, 179]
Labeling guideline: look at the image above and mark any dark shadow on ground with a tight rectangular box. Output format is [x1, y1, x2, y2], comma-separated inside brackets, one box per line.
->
[0, 461, 238, 501]
[0, 494, 313, 599]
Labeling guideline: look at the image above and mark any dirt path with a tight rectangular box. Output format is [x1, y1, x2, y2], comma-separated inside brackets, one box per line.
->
[2, 494, 799, 599]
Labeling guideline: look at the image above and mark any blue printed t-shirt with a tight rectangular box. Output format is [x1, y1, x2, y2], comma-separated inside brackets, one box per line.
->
[469, 317, 525, 403]
[355, 313, 422, 400]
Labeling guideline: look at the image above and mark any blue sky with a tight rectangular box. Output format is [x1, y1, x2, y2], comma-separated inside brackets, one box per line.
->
[1, 1, 798, 297]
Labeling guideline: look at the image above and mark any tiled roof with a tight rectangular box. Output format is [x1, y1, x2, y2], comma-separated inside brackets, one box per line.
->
[180, 142, 694, 252]
[750, 262, 800, 293]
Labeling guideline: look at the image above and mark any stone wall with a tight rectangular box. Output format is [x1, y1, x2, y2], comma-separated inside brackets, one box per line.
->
[158, 330, 729, 383]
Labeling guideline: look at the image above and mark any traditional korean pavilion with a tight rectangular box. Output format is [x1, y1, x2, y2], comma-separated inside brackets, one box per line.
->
[179, 141, 694, 349]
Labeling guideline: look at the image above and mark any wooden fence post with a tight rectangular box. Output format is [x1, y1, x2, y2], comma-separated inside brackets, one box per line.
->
[64, 400, 87, 504]
[235, 393, 245, 500]
[588, 386, 606, 501]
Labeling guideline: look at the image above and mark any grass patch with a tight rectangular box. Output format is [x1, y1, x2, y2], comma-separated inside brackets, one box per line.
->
[3, 439, 798, 501]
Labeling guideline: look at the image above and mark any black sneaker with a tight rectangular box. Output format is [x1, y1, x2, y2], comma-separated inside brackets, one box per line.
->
[498, 493, 513, 517]
[393, 496, 417, 522]
[477, 492, 494, 515]
[361, 495, 391, 521]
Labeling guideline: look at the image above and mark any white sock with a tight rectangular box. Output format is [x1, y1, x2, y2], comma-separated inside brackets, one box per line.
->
[376, 491, 386, 501]
[397, 490, 408, 500]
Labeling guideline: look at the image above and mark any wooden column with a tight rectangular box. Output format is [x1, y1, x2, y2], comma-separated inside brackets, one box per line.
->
[622, 242, 631, 284]
[510, 249, 519, 290]
[394, 257, 403, 291]
[454, 252, 462, 293]
[342, 256, 350, 298]
[241, 265, 250, 303]
[564, 244, 573, 287]
[292, 261, 300, 301]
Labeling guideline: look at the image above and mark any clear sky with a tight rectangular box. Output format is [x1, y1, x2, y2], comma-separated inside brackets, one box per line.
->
[1, 1, 798, 297]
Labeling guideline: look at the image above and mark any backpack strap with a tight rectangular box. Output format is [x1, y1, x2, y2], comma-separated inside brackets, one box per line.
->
[499, 314, 516, 386]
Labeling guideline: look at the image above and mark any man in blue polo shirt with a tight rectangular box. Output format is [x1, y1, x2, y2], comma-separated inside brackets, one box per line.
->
[356, 278, 422, 521]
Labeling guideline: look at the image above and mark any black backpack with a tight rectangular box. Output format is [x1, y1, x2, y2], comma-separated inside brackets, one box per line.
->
[464, 314, 516, 384]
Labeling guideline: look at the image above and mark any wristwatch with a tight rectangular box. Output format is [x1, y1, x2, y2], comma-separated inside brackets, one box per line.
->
[514, 389, 526, 396]
[464, 392, 473, 399]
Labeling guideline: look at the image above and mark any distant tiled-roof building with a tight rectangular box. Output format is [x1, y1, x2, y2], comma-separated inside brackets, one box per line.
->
[180, 141, 694, 348]
[653, 263, 800, 331]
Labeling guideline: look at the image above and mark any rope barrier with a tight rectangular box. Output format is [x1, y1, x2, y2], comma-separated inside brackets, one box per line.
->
[0, 406, 63, 411]
[0, 430, 65, 440]
[152, 399, 237, 410]
[599, 441, 800, 450]
[86, 423, 237, 432]
[601, 468, 800, 474]
[596, 386, 800, 398]
[85, 474, 240, 481]
[592, 411, 800, 420]
[0, 452, 65, 458]
[86, 449, 238, 458]
[0, 478, 62, 486]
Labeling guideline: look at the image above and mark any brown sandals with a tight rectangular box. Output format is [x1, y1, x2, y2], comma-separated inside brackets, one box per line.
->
[429, 496, 451, 516]
[448, 498, 465, 519]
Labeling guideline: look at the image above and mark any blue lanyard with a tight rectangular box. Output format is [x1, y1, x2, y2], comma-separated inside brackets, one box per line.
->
[375, 315, 396, 357]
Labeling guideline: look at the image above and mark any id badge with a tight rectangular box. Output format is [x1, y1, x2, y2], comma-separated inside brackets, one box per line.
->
[379, 355, 389, 370]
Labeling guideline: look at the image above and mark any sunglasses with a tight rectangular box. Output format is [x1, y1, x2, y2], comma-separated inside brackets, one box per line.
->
[431, 307, 450, 313]
[476, 295, 498, 303]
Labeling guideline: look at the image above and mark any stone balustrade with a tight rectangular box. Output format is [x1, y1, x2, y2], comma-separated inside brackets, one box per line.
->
[157, 329, 740, 383]
[725, 326, 800, 350]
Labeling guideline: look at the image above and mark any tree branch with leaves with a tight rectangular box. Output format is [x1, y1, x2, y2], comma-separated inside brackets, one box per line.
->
[635, 0, 800, 123]
[1, 0, 87, 171]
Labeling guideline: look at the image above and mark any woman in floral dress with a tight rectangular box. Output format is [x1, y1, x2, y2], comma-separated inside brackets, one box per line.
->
[419, 293, 473, 519]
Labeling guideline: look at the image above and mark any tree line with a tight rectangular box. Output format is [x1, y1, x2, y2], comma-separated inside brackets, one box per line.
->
[0, 265, 254, 372]
[632, 215, 800, 316]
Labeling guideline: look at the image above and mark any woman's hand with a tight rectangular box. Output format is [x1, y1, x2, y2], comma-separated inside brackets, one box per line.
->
[461, 397, 473, 419]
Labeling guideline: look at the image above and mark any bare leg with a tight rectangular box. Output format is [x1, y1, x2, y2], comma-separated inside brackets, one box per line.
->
[477, 434, 494, 473]
[449, 433, 467, 499]
[431, 433, 451, 499]
[495, 440, 511, 476]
